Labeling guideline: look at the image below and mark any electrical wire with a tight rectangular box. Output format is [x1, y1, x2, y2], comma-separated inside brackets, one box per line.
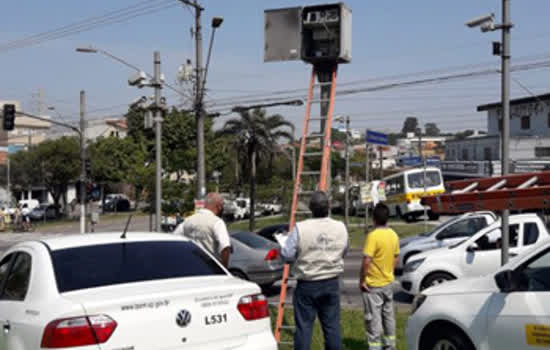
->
[0, 0, 179, 53]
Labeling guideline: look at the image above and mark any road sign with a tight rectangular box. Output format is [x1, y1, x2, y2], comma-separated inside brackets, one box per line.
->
[7, 145, 24, 154]
[366, 129, 388, 145]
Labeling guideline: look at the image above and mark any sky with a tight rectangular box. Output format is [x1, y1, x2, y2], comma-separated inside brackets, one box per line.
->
[2, 0, 550, 134]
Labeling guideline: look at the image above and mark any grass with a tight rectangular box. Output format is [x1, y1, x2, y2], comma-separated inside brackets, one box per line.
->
[228, 213, 435, 250]
[273, 307, 410, 350]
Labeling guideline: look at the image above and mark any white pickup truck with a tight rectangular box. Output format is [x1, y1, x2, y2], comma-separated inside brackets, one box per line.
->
[400, 213, 549, 295]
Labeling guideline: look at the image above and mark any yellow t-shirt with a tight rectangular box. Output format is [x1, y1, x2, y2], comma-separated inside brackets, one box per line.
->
[363, 227, 400, 287]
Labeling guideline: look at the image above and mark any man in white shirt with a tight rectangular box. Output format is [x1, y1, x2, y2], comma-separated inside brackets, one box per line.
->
[174, 193, 232, 267]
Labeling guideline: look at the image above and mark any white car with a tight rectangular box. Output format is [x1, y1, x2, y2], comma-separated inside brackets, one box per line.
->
[398, 211, 496, 271]
[407, 238, 550, 350]
[0, 233, 276, 350]
[400, 213, 549, 295]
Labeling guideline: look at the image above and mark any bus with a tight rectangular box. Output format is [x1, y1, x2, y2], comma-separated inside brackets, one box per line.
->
[383, 167, 444, 222]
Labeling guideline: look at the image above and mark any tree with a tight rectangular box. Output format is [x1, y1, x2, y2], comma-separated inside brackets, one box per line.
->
[218, 108, 292, 231]
[35, 137, 80, 215]
[401, 116, 418, 134]
[425, 122, 440, 137]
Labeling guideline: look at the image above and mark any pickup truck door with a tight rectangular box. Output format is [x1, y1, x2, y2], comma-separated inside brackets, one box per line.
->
[462, 224, 520, 277]
[488, 247, 550, 349]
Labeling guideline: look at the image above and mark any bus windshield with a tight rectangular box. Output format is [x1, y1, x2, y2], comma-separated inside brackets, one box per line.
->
[407, 171, 441, 189]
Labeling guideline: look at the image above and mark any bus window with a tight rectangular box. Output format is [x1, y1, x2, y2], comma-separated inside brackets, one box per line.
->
[407, 171, 442, 189]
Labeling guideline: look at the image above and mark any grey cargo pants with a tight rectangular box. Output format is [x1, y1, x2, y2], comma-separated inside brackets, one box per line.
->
[361, 284, 396, 350]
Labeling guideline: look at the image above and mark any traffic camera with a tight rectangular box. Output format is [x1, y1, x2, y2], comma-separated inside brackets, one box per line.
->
[2, 104, 16, 131]
[128, 71, 149, 88]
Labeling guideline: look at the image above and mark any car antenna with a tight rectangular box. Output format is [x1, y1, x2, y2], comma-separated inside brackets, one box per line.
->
[121, 215, 133, 239]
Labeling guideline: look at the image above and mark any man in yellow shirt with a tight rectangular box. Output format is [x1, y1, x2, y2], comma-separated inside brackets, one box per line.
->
[359, 203, 400, 350]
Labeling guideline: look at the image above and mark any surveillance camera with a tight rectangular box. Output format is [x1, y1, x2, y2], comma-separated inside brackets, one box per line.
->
[465, 13, 495, 28]
[481, 22, 496, 32]
[129, 96, 147, 110]
[128, 71, 148, 87]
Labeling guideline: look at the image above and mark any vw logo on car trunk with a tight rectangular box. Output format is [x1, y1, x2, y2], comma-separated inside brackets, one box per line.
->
[176, 310, 192, 328]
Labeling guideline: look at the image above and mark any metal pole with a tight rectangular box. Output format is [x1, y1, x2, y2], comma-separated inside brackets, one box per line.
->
[501, 0, 511, 266]
[79, 91, 86, 234]
[320, 83, 331, 212]
[6, 158, 10, 208]
[365, 143, 370, 228]
[379, 146, 383, 179]
[194, 1, 206, 200]
[344, 116, 350, 229]
[154, 51, 163, 233]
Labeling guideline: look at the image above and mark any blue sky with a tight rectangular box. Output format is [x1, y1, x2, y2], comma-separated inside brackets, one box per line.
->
[2, 0, 550, 133]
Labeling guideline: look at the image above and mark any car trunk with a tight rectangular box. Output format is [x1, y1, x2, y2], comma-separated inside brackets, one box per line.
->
[61, 276, 269, 349]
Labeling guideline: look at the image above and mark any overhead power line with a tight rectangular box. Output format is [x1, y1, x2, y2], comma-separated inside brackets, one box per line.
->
[0, 0, 180, 53]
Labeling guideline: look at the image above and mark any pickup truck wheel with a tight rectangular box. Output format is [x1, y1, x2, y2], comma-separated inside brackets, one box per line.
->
[421, 272, 455, 291]
[422, 327, 475, 350]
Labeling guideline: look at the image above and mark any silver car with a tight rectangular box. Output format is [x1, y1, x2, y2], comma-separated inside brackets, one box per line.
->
[397, 211, 497, 272]
[229, 231, 284, 288]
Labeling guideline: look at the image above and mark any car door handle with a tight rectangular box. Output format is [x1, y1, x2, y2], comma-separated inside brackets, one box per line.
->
[3, 321, 10, 334]
[510, 252, 518, 257]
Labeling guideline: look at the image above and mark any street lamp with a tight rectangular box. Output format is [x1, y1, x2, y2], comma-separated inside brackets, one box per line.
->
[76, 47, 165, 232]
[466, 1, 513, 265]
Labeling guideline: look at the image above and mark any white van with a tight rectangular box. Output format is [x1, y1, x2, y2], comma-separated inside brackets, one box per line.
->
[18, 199, 40, 210]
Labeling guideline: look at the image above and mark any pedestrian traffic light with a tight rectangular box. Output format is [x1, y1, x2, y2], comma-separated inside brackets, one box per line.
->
[3, 104, 16, 131]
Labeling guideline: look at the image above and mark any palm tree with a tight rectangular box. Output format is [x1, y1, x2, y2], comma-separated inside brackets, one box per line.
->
[219, 108, 293, 230]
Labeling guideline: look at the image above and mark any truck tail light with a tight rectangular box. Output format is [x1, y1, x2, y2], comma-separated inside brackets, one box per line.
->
[265, 249, 280, 261]
[237, 294, 269, 321]
[41, 315, 117, 348]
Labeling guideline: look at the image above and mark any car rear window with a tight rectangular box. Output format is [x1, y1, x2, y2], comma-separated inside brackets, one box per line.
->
[51, 241, 225, 293]
[232, 232, 273, 249]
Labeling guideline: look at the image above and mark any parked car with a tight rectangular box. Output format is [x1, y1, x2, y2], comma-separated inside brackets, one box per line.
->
[223, 199, 248, 221]
[103, 194, 131, 212]
[229, 231, 284, 288]
[407, 238, 550, 350]
[262, 202, 283, 216]
[256, 224, 289, 243]
[397, 211, 497, 272]
[161, 215, 183, 233]
[0, 233, 277, 350]
[29, 203, 60, 221]
[18, 199, 40, 211]
[400, 213, 549, 295]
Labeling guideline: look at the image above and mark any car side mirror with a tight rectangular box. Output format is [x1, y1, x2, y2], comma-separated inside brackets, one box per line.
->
[495, 270, 516, 293]
[466, 243, 479, 252]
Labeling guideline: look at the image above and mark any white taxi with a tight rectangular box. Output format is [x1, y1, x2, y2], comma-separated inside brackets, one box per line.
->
[0, 233, 277, 350]
[407, 238, 550, 350]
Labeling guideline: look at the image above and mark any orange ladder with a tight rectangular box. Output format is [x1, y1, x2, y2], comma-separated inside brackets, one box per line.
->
[274, 64, 338, 345]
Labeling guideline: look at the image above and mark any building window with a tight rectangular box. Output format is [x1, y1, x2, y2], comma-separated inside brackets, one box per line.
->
[521, 116, 531, 130]
[484, 147, 492, 161]
[535, 147, 550, 158]
[462, 149, 469, 161]
[498, 118, 502, 131]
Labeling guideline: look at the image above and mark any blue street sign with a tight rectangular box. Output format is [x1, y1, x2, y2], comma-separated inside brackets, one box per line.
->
[366, 130, 388, 145]
[397, 156, 441, 168]
[8, 145, 24, 154]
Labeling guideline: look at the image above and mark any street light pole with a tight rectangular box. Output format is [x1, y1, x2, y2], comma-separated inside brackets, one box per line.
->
[501, 0, 511, 265]
[153, 51, 163, 232]
[194, 1, 206, 201]
[344, 116, 350, 229]
[80, 91, 87, 234]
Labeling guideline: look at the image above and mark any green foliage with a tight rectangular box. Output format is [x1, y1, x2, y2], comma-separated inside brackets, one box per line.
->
[401, 116, 418, 134]
[424, 122, 440, 137]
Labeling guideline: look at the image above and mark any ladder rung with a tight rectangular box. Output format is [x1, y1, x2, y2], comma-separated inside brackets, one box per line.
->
[304, 152, 323, 157]
[299, 190, 316, 195]
[310, 98, 331, 103]
[269, 301, 280, 307]
[301, 171, 320, 176]
[279, 341, 294, 345]
[296, 210, 312, 215]
[281, 325, 296, 330]
[306, 133, 324, 138]
[314, 82, 333, 87]
[309, 117, 327, 121]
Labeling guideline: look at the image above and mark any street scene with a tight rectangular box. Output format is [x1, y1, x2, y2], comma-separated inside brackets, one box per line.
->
[2, 1, 550, 349]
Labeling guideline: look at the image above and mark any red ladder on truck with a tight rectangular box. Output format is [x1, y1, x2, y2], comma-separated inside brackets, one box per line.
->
[422, 171, 550, 214]
[274, 64, 338, 346]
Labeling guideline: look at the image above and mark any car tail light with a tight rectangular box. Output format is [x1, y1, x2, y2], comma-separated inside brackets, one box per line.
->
[41, 315, 117, 348]
[265, 249, 280, 261]
[237, 294, 269, 321]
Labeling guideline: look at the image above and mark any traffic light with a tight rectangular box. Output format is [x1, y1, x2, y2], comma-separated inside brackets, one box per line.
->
[3, 104, 16, 131]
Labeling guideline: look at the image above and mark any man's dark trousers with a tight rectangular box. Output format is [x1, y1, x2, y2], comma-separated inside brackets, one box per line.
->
[293, 277, 341, 350]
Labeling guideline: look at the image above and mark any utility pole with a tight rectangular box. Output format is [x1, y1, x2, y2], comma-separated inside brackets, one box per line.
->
[154, 51, 163, 232]
[344, 116, 350, 229]
[365, 143, 370, 228]
[501, 0, 511, 265]
[379, 146, 383, 179]
[79, 91, 87, 234]
[194, 0, 206, 201]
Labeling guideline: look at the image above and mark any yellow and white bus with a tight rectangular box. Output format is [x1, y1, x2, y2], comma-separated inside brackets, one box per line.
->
[383, 167, 445, 222]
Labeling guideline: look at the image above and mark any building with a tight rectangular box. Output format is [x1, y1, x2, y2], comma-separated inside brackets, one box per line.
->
[443, 93, 550, 178]
[397, 133, 447, 159]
